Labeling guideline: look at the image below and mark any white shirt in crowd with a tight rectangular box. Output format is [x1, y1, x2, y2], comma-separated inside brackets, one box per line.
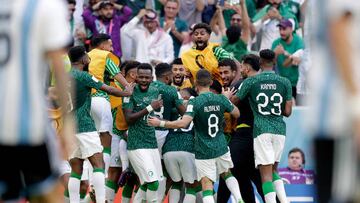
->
[121, 16, 174, 64]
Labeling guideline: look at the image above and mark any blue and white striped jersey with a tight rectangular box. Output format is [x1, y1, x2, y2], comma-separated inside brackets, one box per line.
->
[0, 0, 70, 145]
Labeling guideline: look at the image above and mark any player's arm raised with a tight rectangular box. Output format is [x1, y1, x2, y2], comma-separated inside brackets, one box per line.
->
[124, 99, 163, 125]
[100, 83, 134, 97]
[148, 115, 193, 129]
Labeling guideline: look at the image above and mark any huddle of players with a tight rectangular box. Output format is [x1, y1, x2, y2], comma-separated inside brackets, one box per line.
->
[63, 33, 292, 203]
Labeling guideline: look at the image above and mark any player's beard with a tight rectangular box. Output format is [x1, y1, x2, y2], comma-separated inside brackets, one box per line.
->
[173, 75, 184, 86]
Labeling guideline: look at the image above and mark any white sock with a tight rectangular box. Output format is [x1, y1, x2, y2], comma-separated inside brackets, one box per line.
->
[92, 171, 106, 203]
[121, 197, 131, 203]
[64, 195, 70, 203]
[274, 179, 287, 203]
[68, 177, 80, 203]
[147, 189, 158, 203]
[119, 139, 129, 171]
[264, 192, 277, 203]
[105, 185, 116, 203]
[225, 176, 243, 202]
[79, 197, 86, 203]
[183, 192, 196, 203]
[157, 177, 166, 201]
[133, 187, 146, 203]
[203, 195, 215, 203]
[103, 152, 111, 175]
[169, 188, 181, 203]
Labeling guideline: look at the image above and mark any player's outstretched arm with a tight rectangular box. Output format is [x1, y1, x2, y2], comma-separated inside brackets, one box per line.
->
[283, 100, 293, 117]
[100, 83, 135, 97]
[148, 115, 193, 129]
[124, 99, 163, 125]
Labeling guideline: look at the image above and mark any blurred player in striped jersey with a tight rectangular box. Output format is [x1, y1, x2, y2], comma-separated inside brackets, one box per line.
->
[0, 0, 73, 201]
[308, 0, 360, 202]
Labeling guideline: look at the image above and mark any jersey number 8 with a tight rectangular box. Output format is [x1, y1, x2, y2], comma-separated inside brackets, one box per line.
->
[256, 93, 283, 115]
[208, 114, 219, 137]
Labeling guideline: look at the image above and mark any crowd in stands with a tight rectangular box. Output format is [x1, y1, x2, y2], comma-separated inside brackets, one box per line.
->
[68, 0, 308, 105]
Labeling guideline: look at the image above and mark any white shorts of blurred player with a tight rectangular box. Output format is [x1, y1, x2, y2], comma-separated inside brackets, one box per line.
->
[155, 130, 169, 156]
[128, 148, 164, 184]
[91, 97, 113, 133]
[109, 133, 122, 168]
[253, 133, 285, 167]
[70, 131, 103, 160]
[195, 150, 233, 182]
[59, 160, 91, 181]
[163, 151, 197, 184]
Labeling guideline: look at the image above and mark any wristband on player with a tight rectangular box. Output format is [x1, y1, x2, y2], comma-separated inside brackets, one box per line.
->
[146, 105, 154, 113]
[159, 121, 166, 128]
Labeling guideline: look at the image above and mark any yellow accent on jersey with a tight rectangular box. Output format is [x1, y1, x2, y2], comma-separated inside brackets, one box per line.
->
[181, 43, 222, 84]
[48, 108, 63, 135]
[88, 48, 120, 94]
[172, 78, 193, 90]
[109, 82, 128, 131]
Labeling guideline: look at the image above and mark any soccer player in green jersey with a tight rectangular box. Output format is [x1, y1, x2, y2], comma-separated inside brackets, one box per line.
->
[151, 63, 186, 201]
[122, 63, 164, 203]
[67, 46, 133, 203]
[148, 69, 244, 203]
[162, 88, 199, 203]
[233, 49, 293, 203]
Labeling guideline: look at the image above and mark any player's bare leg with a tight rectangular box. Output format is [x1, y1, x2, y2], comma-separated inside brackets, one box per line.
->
[259, 164, 276, 203]
[220, 170, 244, 203]
[200, 177, 215, 203]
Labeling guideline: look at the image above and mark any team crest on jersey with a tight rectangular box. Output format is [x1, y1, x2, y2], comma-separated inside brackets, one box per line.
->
[148, 170, 154, 178]
[124, 97, 130, 103]
[187, 105, 193, 112]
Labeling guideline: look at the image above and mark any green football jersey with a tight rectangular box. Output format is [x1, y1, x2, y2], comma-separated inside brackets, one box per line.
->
[235, 71, 292, 138]
[70, 68, 103, 133]
[162, 115, 195, 154]
[122, 85, 160, 150]
[150, 80, 183, 130]
[185, 92, 234, 159]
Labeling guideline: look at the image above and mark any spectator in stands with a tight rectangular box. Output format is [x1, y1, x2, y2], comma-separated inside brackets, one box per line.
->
[252, 0, 297, 50]
[122, 9, 174, 66]
[178, 0, 205, 27]
[278, 148, 315, 184]
[178, 24, 196, 57]
[160, 0, 189, 58]
[82, 0, 132, 57]
[68, 0, 86, 46]
[272, 19, 304, 100]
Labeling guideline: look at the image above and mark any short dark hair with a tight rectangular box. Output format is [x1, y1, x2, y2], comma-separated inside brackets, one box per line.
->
[68, 0, 76, 5]
[196, 69, 212, 87]
[90, 33, 111, 48]
[124, 60, 141, 76]
[155, 63, 172, 78]
[193, 23, 212, 35]
[68, 46, 86, 63]
[171, 58, 183, 66]
[226, 26, 241, 44]
[137, 63, 153, 73]
[218, 59, 237, 72]
[288, 147, 305, 165]
[181, 87, 198, 97]
[242, 54, 260, 71]
[259, 49, 275, 61]
[210, 80, 222, 94]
